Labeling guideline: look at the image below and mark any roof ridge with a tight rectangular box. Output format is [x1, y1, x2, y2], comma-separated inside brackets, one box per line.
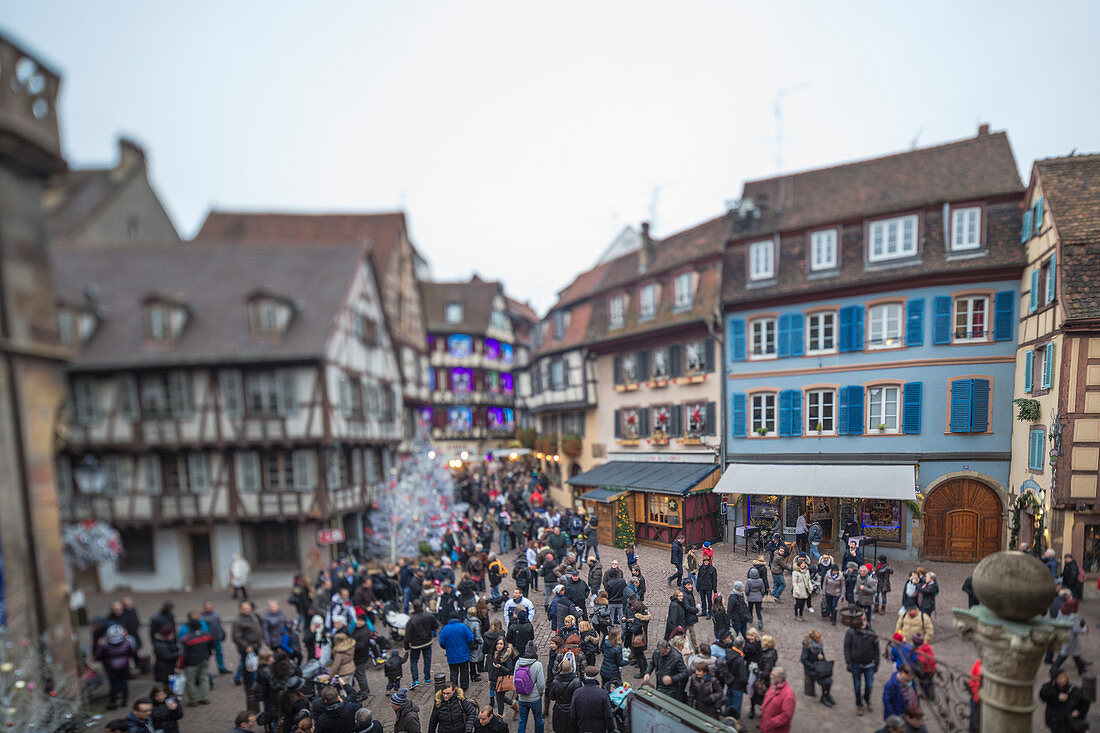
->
[743, 132, 1009, 187]
[205, 209, 407, 219]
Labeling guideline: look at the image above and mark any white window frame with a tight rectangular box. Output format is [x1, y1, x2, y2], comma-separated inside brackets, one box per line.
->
[139, 454, 161, 495]
[490, 310, 507, 330]
[750, 393, 777, 436]
[749, 240, 774, 281]
[445, 303, 463, 324]
[237, 451, 261, 493]
[187, 452, 211, 494]
[954, 296, 989, 343]
[807, 311, 837, 354]
[867, 303, 904, 349]
[639, 284, 656, 320]
[609, 295, 624, 328]
[550, 359, 565, 390]
[868, 215, 919, 262]
[951, 207, 982, 251]
[806, 389, 836, 435]
[810, 229, 838, 271]
[73, 376, 99, 424]
[673, 272, 693, 309]
[148, 306, 169, 340]
[867, 385, 900, 434]
[750, 318, 777, 360]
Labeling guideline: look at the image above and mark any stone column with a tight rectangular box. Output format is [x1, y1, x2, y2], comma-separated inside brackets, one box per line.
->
[953, 551, 1070, 733]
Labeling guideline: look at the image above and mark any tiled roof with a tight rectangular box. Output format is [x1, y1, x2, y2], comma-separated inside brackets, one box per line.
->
[196, 211, 412, 284]
[722, 132, 1026, 305]
[44, 168, 136, 239]
[534, 300, 593, 357]
[1035, 154, 1100, 320]
[51, 241, 366, 370]
[421, 276, 505, 334]
[505, 296, 539, 324]
[736, 131, 1024, 238]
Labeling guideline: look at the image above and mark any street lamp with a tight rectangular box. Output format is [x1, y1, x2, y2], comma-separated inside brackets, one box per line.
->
[72, 455, 104, 495]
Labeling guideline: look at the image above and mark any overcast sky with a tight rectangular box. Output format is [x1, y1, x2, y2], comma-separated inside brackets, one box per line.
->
[7, 2, 1099, 313]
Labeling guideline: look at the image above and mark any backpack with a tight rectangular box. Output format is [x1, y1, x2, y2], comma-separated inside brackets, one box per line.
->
[514, 664, 535, 695]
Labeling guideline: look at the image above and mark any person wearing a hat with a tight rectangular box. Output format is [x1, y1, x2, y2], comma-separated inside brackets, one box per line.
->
[910, 633, 936, 700]
[1040, 666, 1091, 731]
[563, 568, 589, 618]
[550, 585, 579, 635]
[390, 688, 422, 733]
[680, 578, 701, 652]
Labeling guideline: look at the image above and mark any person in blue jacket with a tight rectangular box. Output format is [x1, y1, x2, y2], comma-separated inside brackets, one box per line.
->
[438, 616, 475, 692]
[882, 665, 918, 721]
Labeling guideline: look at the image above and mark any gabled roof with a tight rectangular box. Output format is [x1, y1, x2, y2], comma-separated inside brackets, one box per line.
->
[421, 275, 506, 334]
[1035, 154, 1100, 320]
[735, 131, 1024, 238]
[196, 210, 414, 285]
[50, 241, 366, 370]
[505, 296, 539, 324]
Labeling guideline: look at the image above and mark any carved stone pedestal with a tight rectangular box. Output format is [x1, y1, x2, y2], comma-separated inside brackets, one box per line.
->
[955, 601, 1070, 732]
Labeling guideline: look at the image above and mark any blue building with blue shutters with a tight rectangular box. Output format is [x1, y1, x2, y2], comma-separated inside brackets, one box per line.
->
[712, 128, 1027, 562]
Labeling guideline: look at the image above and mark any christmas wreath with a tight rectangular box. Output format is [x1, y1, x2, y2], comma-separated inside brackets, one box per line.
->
[1009, 491, 1045, 551]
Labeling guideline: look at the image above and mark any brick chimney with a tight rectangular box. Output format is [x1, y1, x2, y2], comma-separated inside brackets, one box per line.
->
[977, 123, 990, 137]
[638, 221, 656, 273]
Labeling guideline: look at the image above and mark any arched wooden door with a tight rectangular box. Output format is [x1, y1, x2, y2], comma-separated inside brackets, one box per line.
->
[923, 478, 1003, 562]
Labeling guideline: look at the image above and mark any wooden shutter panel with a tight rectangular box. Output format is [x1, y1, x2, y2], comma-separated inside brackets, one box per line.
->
[1034, 196, 1043, 233]
[669, 344, 683, 378]
[906, 298, 924, 347]
[613, 356, 623, 385]
[1024, 350, 1034, 393]
[704, 401, 716, 436]
[839, 306, 863, 352]
[168, 371, 191, 418]
[950, 379, 974, 433]
[846, 386, 864, 435]
[614, 409, 622, 439]
[731, 394, 747, 438]
[670, 405, 683, 438]
[1021, 210, 1032, 242]
[788, 390, 803, 436]
[993, 291, 1015, 341]
[789, 314, 805, 357]
[933, 296, 953, 344]
[1047, 254, 1057, 304]
[637, 351, 650, 382]
[837, 387, 849, 436]
[777, 314, 791, 359]
[778, 390, 792, 436]
[1029, 269, 1040, 313]
[902, 382, 922, 434]
[971, 379, 990, 433]
[728, 319, 746, 362]
[1043, 344, 1055, 390]
[852, 306, 865, 351]
[704, 338, 716, 372]
[293, 450, 316, 491]
[638, 408, 650, 438]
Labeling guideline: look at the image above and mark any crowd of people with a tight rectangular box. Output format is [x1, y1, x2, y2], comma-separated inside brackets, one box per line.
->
[87, 471, 1094, 733]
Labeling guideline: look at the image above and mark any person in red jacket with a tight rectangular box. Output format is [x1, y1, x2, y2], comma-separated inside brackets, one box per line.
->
[760, 666, 796, 733]
[967, 659, 981, 733]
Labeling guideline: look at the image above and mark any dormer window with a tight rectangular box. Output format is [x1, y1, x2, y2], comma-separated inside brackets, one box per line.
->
[552, 310, 568, 340]
[749, 240, 774, 280]
[143, 298, 187, 342]
[868, 215, 918, 262]
[490, 309, 507, 330]
[247, 292, 294, 338]
[673, 272, 694, 309]
[609, 295, 625, 328]
[640, 284, 657, 320]
[446, 303, 463, 324]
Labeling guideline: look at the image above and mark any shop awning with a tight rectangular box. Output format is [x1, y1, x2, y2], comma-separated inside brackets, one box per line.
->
[567, 461, 720, 496]
[578, 488, 629, 503]
[714, 463, 916, 501]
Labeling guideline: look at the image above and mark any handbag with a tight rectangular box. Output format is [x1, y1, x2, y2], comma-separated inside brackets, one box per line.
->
[812, 659, 834, 679]
[495, 674, 515, 692]
[631, 629, 648, 648]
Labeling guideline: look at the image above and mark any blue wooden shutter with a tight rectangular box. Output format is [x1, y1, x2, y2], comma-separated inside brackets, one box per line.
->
[846, 386, 864, 435]
[1047, 254, 1057, 304]
[993, 291, 1015, 341]
[933, 296, 953, 344]
[970, 379, 990, 432]
[1043, 344, 1055, 389]
[1021, 210, 1032, 243]
[838, 307, 852, 352]
[906, 298, 924, 347]
[837, 387, 849, 436]
[1034, 196, 1043, 233]
[1029, 270, 1039, 313]
[789, 390, 803, 436]
[1029, 430, 1044, 470]
[902, 382, 922, 434]
[852, 306, 865, 351]
[950, 379, 974, 433]
[778, 390, 793, 436]
[731, 394, 747, 438]
[839, 305, 864, 352]
[777, 314, 792, 359]
[729, 319, 746, 362]
[1024, 350, 1034, 393]
[789, 314, 805, 356]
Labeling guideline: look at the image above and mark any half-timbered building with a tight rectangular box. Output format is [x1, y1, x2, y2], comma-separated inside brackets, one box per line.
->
[51, 241, 403, 591]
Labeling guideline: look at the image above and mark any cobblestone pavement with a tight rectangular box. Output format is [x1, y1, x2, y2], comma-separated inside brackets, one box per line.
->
[84, 541, 1100, 732]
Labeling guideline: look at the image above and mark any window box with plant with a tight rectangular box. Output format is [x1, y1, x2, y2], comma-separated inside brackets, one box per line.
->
[561, 433, 583, 458]
[1013, 398, 1041, 423]
[876, 423, 889, 432]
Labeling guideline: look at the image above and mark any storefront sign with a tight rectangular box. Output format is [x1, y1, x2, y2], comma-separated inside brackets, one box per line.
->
[316, 528, 345, 546]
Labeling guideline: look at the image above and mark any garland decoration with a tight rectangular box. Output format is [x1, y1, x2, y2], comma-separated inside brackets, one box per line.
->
[1009, 491, 1045, 552]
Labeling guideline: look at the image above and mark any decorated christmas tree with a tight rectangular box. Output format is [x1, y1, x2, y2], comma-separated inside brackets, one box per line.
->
[0, 627, 82, 731]
[613, 496, 635, 549]
[366, 426, 459, 562]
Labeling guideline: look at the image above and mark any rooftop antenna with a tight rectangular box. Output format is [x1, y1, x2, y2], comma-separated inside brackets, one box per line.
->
[648, 184, 661, 232]
[774, 82, 809, 173]
[910, 126, 924, 150]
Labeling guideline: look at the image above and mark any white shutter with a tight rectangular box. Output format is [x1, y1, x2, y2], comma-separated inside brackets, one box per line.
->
[325, 450, 341, 490]
[292, 450, 316, 492]
[237, 451, 261, 493]
[103, 456, 124, 494]
[140, 454, 162, 494]
[73, 377, 99, 424]
[168, 371, 192, 418]
[278, 370, 299, 416]
[187, 453, 210, 494]
[338, 376, 352, 418]
[365, 448, 378, 483]
[220, 370, 244, 417]
[116, 375, 140, 421]
[351, 448, 363, 486]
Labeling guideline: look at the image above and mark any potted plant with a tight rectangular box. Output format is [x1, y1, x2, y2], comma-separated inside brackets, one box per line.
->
[755, 427, 769, 436]
[561, 433, 583, 459]
[876, 423, 888, 432]
[1013, 398, 1041, 422]
[814, 422, 824, 433]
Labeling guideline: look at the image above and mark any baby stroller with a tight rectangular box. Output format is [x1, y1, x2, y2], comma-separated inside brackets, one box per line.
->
[606, 681, 632, 733]
[748, 507, 780, 555]
[383, 601, 409, 643]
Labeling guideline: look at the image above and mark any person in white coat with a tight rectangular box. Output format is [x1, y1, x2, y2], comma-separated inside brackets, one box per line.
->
[230, 554, 251, 600]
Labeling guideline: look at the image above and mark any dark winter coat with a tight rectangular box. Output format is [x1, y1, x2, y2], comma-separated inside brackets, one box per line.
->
[727, 590, 752, 623]
[95, 635, 136, 672]
[505, 610, 534, 654]
[918, 580, 939, 614]
[665, 597, 686, 640]
[800, 640, 833, 685]
[232, 612, 263, 654]
[647, 648, 689, 699]
[405, 611, 441, 650]
[711, 608, 729, 641]
[549, 671, 582, 733]
[553, 595, 580, 632]
[178, 627, 213, 668]
[721, 647, 749, 692]
[570, 679, 616, 733]
[670, 541, 684, 566]
[843, 627, 880, 670]
[631, 571, 647, 602]
[681, 588, 699, 626]
[588, 562, 604, 590]
[604, 574, 626, 605]
[428, 689, 477, 733]
[563, 578, 589, 610]
[696, 563, 718, 593]
[393, 702, 422, 733]
[599, 639, 627, 683]
[314, 699, 362, 733]
[751, 648, 778, 704]
[1040, 678, 1091, 732]
[151, 698, 183, 733]
[686, 672, 724, 716]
